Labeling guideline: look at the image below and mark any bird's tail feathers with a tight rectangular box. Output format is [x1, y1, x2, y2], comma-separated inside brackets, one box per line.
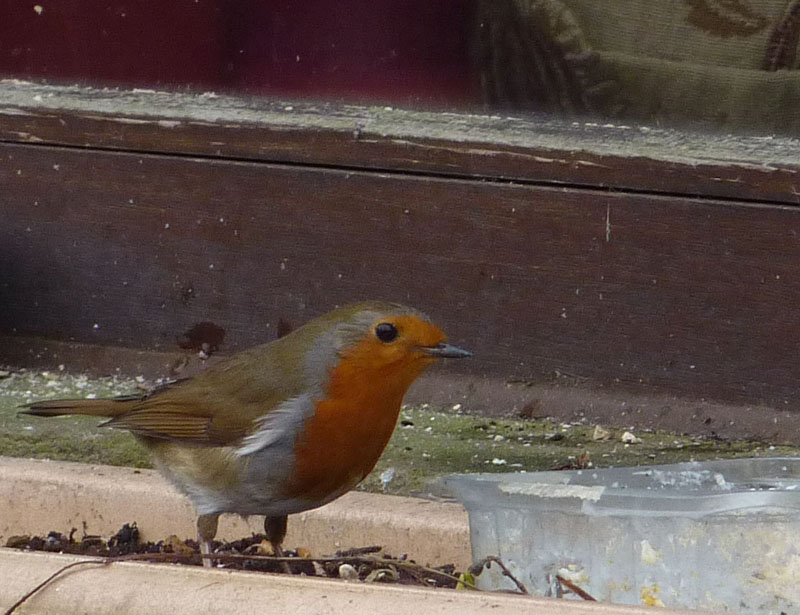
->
[21, 397, 137, 418]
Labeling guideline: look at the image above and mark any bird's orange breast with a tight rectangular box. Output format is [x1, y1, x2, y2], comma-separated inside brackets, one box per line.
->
[283, 335, 431, 503]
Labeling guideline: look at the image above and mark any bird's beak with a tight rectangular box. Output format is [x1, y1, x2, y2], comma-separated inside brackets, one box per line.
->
[421, 343, 472, 359]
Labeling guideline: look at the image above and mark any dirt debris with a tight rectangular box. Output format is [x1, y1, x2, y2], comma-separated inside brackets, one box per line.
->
[5, 523, 462, 588]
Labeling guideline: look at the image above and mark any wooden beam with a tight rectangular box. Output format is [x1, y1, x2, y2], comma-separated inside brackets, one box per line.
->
[3, 142, 800, 410]
[1, 80, 799, 205]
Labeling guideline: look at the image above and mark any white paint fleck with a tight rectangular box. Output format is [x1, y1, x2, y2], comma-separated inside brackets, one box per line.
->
[109, 117, 149, 125]
[605, 204, 611, 242]
[52, 164, 59, 171]
[500, 483, 604, 500]
[380, 467, 395, 492]
[640, 540, 662, 564]
[33, 5, 43, 15]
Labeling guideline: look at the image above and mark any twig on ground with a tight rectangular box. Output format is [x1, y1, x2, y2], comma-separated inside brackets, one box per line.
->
[470, 556, 528, 594]
[555, 575, 596, 601]
[3, 559, 112, 615]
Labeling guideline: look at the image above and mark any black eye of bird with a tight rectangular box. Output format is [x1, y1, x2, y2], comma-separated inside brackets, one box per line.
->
[375, 322, 398, 343]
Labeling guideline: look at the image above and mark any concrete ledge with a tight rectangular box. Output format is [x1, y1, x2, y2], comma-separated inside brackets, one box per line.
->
[0, 456, 470, 568]
[0, 457, 718, 615]
[0, 549, 699, 615]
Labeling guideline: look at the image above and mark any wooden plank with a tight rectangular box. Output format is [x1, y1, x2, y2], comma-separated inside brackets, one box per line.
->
[3, 142, 800, 411]
[0, 80, 799, 205]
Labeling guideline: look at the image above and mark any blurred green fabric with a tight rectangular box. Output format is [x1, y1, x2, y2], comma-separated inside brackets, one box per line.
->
[476, 0, 800, 132]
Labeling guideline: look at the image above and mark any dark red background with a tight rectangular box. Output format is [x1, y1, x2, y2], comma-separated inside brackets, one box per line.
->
[1, 1, 475, 106]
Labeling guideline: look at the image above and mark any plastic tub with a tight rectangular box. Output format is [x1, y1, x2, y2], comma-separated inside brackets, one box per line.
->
[444, 458, 800, 612]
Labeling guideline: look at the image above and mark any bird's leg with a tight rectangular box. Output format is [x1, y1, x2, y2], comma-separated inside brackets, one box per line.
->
[264, 515, 290, 573]
[264, 515, 288, 555]
[197, 513, 220, 568]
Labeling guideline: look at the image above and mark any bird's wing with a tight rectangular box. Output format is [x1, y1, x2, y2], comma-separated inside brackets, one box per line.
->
[27, 321, 332, 446]
[101, 395, 222, 443]
[104, 366, 300, 445]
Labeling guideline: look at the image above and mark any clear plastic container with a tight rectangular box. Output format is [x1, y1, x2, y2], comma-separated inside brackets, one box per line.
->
[443, 458, 800, 612]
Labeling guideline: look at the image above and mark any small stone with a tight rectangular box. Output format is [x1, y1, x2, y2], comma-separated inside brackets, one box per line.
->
[592, 425, 611, 441]
[165, 534, 194, 556]
[338, 563, 359, 580]
[252, 539, 274, 556]
[621, 431, 642, 444]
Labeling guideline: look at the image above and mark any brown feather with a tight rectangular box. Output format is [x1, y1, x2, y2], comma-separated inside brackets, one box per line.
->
[103, 410, 212, 442]
[21, 397, 138, 418]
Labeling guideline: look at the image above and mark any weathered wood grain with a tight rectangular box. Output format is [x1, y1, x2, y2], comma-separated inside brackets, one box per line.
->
[3, 142, 800, 410]
[0, 80, 799, 205]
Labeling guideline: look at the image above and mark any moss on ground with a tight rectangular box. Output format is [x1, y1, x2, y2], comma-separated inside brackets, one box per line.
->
[1, 367, 798, 496]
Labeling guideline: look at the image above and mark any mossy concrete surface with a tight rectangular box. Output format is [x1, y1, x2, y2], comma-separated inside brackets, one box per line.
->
[2, 366, 799, 497]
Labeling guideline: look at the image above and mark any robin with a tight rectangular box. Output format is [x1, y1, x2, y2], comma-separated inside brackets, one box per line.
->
[23, 301, 471, 565]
